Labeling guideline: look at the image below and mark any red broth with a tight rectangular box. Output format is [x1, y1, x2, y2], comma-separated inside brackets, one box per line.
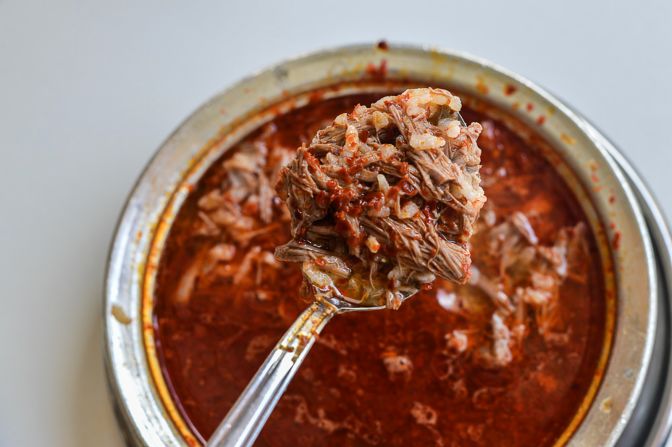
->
[153, 93, 606, 446]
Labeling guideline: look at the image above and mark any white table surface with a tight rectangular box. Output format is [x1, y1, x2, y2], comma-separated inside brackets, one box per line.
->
[0, 1, 670, 446]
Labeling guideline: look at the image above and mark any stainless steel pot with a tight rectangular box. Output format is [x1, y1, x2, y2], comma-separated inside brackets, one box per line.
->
[104, 43, 670, 446]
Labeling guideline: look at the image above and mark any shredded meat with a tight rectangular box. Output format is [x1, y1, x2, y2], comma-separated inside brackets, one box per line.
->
[275, 88, 485, 308]
[286, 394, 383, 444]
[441, 211, 588, 369]
[411, 401, 438, 426]
[168, 123, 296, 306]
[381, 349, 414, 382]
[195, 123, 294, 244]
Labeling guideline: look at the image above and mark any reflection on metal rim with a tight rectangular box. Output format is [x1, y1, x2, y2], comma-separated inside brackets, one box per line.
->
[602, 137, 672, 447]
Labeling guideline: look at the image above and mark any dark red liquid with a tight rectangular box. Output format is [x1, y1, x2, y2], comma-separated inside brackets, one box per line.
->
[154, 93, 606, 446]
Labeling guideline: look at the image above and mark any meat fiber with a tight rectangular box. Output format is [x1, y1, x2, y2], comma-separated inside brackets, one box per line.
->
[275, 88, 485, 308]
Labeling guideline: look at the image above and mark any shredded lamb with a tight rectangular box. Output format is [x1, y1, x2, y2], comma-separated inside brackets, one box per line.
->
[275, 88, 485, 308]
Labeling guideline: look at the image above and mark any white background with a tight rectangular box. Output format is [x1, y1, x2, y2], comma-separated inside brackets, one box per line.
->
[0, 1, 670, 446]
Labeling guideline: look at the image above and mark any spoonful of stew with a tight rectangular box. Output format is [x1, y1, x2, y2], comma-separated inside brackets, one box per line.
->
[208, 88, 486, 447]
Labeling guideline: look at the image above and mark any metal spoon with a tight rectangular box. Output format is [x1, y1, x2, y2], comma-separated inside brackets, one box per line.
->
[208, 110, 468, 447]
[206, 281, 416, 447]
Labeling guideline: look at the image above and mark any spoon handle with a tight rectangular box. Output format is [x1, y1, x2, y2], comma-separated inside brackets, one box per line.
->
[207, 300, 337, 447]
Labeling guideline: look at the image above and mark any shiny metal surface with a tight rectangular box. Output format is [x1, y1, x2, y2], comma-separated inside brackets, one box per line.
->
[104, 44, 657, 446]
[603, 142, 672, 447]
[207, 301, 336, 447]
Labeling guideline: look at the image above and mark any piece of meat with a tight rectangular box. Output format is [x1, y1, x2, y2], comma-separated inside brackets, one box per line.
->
[194, 124, 291, 244]
[475, 312, 513, 368]
[444, 212, 588, 368]
[410, 401, 438, 426]
[275, 88, 485, 308]
[381, 349, 414, 382]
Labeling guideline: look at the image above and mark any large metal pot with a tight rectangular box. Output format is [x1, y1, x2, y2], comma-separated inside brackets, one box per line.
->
[104, 43, 671, 446]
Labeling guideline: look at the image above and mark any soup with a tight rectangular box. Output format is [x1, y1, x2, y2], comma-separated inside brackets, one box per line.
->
[153, 92, 607, 446]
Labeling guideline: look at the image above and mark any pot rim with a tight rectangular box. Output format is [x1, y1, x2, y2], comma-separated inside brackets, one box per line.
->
[104, 42, 657, 447]
[586, 120, 672, 446]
